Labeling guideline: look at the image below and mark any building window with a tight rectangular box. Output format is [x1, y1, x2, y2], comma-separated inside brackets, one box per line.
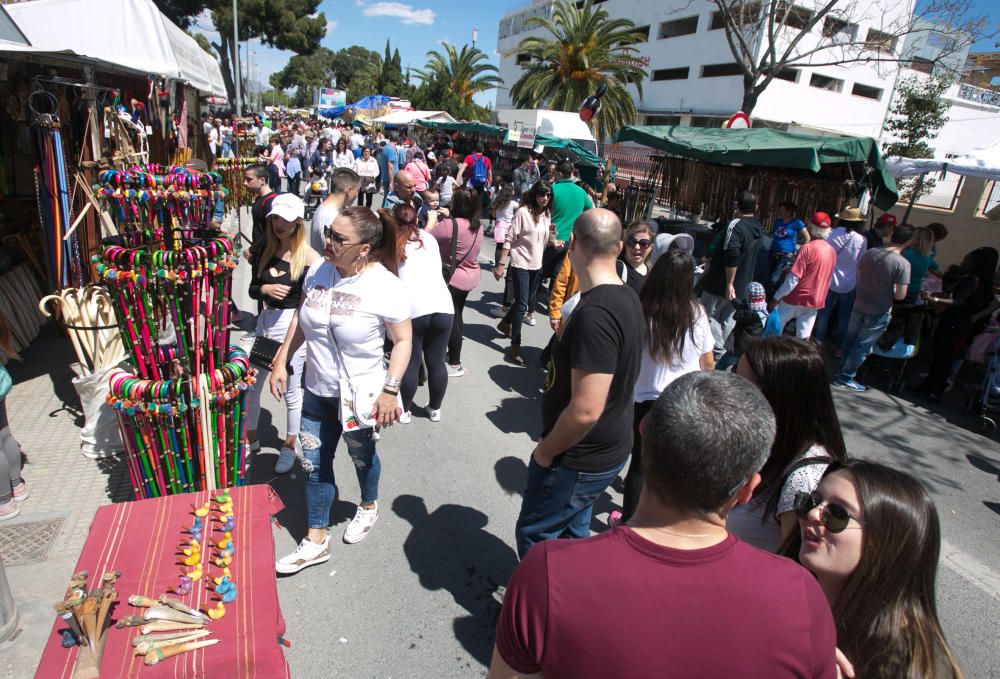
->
[646, 115, 682, 126]
[652, 67, 690, 81]
[632, 25, 650, 43]
[865, 28, 897, 55]
[702, 63, 743, 78]
[809, 73, 844, 92]
[710, 3, 760, 30]
[775, 2, 814, 30]
[909, 57, 934, 74]
[852, 83, 883, 100]
[772, 67, 799, 82]
[690, 116, 724, 128]
[516, 53, 531, 66]
[821, 16, 857, 42]
[927, 32, 956, 51]
[658, 16, 699, 39]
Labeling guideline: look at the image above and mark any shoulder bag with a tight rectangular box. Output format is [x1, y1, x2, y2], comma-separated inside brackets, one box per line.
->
[328, 325, 399, 431]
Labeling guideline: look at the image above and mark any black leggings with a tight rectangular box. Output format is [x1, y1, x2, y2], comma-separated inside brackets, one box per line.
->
[622, 400, 655, 522]
[447, 286, 470, 364]
[360, 191, 374, 208]
[401, 312, 454, 411]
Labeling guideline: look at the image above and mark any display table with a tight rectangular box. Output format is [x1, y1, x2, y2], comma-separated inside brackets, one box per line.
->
[34, 485, 290, 678]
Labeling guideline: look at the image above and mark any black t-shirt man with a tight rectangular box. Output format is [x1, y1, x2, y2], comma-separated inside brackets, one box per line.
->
[249, 190, 279, 265]
[541, 284, 643, 472]
[701, 215, 763, 299]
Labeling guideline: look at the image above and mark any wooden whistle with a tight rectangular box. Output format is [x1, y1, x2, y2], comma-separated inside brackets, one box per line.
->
[144, 638, 219, 666]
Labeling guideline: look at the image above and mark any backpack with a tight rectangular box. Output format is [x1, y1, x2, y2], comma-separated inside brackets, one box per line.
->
[471, 154, 488, 188]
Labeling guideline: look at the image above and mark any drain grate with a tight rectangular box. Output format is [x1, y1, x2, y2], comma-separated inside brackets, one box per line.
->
[0, 518, 63, 566]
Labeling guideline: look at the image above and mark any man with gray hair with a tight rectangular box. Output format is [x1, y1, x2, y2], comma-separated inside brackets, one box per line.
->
[492, 371, 837, 678]
[772, 211, 837, 339]
[512, 208, 644, 558]
[310, 167, 360, 252]
[381, 170, 423, 212]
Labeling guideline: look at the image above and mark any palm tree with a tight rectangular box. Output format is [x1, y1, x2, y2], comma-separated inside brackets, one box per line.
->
[415, 44, 503, 108]
[509, 0, 646, 141]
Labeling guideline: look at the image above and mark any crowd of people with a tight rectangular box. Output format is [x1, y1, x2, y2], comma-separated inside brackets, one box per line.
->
[211, 109, 997, 677]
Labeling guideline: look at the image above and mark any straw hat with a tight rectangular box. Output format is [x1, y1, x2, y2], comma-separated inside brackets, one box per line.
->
[834, 206, 863, 222]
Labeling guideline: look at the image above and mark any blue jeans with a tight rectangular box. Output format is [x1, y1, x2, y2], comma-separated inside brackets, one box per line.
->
[814, 289, 855, 345]
[503, 267, 542, 347]
[300, 389, 380, 529]
[515, 457, 625, 559]
[835, 309, 891, 382]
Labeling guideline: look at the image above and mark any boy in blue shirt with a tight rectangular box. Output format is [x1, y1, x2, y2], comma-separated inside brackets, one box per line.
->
[768, 201, 804, 292]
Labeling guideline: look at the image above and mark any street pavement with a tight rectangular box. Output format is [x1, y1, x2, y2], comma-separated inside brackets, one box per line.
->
[2, 202, 999, 677]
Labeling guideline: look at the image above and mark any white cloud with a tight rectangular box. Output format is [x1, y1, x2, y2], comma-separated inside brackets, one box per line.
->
[326, 19, 339, 33]
[361, 2, 435, 25]
[436, 37, 452, 47]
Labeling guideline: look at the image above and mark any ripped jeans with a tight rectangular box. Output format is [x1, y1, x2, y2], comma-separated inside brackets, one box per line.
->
[300, 389, 380, 529]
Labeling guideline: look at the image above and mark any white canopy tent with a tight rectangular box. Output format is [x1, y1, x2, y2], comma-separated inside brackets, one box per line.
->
[885, 140, 1000, 181]
[371, 110, 456, 125]
[4, 0, 226, 99]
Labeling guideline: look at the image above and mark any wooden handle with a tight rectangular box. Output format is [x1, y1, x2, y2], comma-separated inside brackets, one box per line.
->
[144, 638, 219, 666]
[127, 595, 159, 608]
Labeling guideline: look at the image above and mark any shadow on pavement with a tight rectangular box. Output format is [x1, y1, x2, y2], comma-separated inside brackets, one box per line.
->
[392, 494, 517, 668]
[494, 456, 527, 497]
[8, 324, 84, 428]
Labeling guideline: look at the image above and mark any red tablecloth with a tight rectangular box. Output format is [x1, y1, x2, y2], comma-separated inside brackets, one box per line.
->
[34, 485, 290, 679]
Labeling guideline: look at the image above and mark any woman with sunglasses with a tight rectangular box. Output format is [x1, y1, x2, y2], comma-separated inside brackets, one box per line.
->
[618, 222, 654, 296]
[730, 336, 848, 551]
[269, 206, 412, 574]
[611, 250, 715, 525]
[786, 461, 963, 679]
[332, 137, 356, 172]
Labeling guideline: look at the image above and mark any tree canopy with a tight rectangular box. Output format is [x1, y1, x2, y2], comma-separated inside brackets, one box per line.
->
[270, 47, 337, 107]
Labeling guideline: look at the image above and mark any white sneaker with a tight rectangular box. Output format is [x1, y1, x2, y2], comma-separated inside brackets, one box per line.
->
[343, 502, 378, 544]
[446, 363, 465, 378]
[399, 410, 411, 424]
[525, 315, 536, 326]
[427, 407, 441, 422]
[490, 306, 509, 318]
[275, 536, 330, 574]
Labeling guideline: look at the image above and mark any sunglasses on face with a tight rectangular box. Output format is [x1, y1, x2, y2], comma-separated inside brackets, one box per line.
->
[793, 492, 863, 533]
[323, 226, 359, 246]
[628, 237, 651, 249]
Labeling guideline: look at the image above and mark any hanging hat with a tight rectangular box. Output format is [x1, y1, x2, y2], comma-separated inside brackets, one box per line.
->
[745, 282, 767, 313]
[834, 206, 863, 222]
[267, 193, 305, 221]
[810, 212, 832, 228]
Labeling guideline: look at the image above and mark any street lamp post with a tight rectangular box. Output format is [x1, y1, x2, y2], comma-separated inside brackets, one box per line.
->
[233, 0, 242, 116]
[472, 27, 478, 48]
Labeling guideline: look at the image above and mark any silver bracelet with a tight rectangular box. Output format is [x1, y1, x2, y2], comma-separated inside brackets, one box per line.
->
[385, 375, 401, 389]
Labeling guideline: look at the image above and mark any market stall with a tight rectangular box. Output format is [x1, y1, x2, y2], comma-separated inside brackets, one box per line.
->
[34, 485, 290, 678]
[613, 125, 899, 225]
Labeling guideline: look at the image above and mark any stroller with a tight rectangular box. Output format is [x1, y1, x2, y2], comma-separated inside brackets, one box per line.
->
[965, 314, 1000, 435]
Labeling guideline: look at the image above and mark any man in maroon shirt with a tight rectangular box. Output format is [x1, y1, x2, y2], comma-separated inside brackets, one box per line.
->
[490, 371, 838, 679]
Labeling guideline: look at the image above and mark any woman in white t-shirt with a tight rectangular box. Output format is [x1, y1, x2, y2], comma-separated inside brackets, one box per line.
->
[355, 146, 380, 209]
[615, 250, 715, 525]
[269, 206, 412, 575]
[730, 336, 848, 552]
[332, 138, 356, 171]
[391, 203, 454, 422]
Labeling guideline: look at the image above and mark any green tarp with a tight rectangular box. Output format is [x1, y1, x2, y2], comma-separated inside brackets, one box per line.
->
[415, 120, 507, 136]
[614, 126, 898, 209]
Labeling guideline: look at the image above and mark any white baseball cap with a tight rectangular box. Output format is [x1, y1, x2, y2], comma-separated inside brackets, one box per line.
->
[267, 193, 305, 221]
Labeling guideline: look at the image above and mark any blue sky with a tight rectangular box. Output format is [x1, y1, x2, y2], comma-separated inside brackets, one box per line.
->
[190, 0, 513, 106]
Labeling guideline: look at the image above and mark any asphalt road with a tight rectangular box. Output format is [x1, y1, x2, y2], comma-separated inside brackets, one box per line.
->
[232, 208, 1000, 678]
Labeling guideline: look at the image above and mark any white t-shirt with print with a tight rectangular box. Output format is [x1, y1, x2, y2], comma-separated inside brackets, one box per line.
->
[727, 444, 830, 553]
[633, 310, 713, 402]
[398, 230, 454, 319]
[298, 261, 410, 398]
[310, 203, 339, 253]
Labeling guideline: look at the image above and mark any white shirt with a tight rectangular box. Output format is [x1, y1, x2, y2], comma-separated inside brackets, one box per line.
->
[310, 202, 339, 253]
[727, 444, 830, 553]
[494, 199, 519, 225]
[256, 125, 272, 147]
[351, 132, 364, 149]
[633, 310, 712, 402]
[333, 151, 356, 170]
[299, 261, 410, 398]
[398, 231, 454, 318]
[356, 158, 380, 178]
[826, 227, 868, 294]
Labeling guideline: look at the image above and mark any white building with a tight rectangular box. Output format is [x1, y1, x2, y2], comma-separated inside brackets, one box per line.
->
[496, 0, 924, 138]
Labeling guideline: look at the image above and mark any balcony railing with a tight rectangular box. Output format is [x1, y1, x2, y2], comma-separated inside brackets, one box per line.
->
[956, 83, 1000, 108]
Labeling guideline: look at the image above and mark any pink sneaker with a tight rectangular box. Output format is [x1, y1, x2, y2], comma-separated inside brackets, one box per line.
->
[608, 511, 623, 527]
[0, 498, 19, 521]
[12, 482, 28, 502]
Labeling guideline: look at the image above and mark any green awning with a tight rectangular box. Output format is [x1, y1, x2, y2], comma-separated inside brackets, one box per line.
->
[415, 120, 507, 136]
[614, 126, 898, 209]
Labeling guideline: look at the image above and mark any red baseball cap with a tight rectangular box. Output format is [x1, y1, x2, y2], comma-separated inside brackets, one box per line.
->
[810, 212, 831, 228]
[876, 213, 898, 227]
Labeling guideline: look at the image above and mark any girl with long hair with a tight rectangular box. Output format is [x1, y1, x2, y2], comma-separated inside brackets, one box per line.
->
[332, 137, 356, 171]
[731, 336, 848, 551]
[616, 250, 714, 523]
[393, 203, 454, 422]
[431, 186, 483, 377]
[434, 162, 456, 207]
[0, 314, 26, 520]
[617, 221, 654, 296]
[785, 461, 963, 678]
[245, 194, 321, 474]
[270, 206, 412, 574]
[902, 227, 940, 303]
[493, 182, 553, 365]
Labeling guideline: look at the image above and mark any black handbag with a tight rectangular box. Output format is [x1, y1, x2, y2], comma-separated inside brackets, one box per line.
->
[248, 336, 283, 371]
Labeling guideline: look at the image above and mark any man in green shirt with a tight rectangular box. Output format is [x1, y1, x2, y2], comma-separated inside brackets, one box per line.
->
[544, 161, 594, 285]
